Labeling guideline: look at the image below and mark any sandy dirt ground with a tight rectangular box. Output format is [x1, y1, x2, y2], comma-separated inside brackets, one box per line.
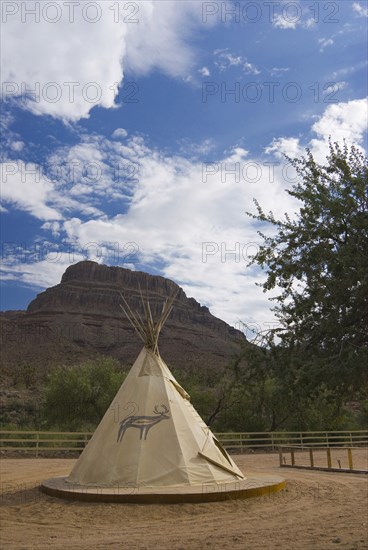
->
[1, 451, 367, 550]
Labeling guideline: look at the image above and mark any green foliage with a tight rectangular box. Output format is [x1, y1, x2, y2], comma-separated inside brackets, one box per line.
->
[246, 141, 368, 398]
[190, 354, 365, 432]
[43, 357, 126, 430]
[0, 398, 43, 429]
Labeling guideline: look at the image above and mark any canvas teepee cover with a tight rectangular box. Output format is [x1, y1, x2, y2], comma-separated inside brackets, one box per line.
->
[68, 292, 244, 488]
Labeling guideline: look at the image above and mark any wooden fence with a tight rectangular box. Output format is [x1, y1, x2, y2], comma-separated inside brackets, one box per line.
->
[0, 430, 367, 456]
[278, 445, 368, 474]
[216, 430, 368, 452]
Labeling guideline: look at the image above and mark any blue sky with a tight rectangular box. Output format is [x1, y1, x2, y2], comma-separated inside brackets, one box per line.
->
[1, 0, 367, 337]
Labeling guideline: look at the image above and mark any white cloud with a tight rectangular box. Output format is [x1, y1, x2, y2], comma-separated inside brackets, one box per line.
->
[331, 60, 368, 80]
[214, 49, 243, 70]
[1, 253, 86, 289]
[266, 98, 368, 164]
[313, 98, 367, 143]
[0, 152, 104, 221]
[269, 67, 290, 77]
[309, 98, 368, 161]
[273, 14, 298, 29]
[214, 49, 260, 75]
[1, 2, 126, 121]
[10, 141, 24, 152]
[112, 128, 128, 139]
[318, 37, 334, 52]
[323, 81, 347, 95]
[41, 221, 61, 237]
[352, 2, 368, 17]
[0, 111, 26, 159]
[178, 138, 215, 157]
[0, 161, 62, 220]
[243, 62, 260, 76]
[1, 1, 214, 121]
[124, 1, 208, 77]
[303, 17, 317, 29]
[265, 137, 303, 160]
[198, 67, 210, 77]
[272, 4, 317, 30]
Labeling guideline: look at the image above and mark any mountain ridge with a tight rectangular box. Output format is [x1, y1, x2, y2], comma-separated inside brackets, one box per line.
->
[1, 261, 247, 378]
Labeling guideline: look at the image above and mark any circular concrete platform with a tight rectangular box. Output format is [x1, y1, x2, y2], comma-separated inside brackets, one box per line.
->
[41, 474, 286, 503]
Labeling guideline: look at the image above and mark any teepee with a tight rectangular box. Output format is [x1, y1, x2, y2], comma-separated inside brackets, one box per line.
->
[67, 290, 245, 489]
[42, 289, 286, 502]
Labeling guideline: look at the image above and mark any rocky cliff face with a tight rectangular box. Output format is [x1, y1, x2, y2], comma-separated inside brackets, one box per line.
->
[1, 262, 246, 378]
[28, 261, 208, 321]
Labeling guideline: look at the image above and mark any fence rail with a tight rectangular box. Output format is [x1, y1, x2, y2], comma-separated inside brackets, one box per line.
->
[278, 445, 368, 474]
[0, 430, 367, 456]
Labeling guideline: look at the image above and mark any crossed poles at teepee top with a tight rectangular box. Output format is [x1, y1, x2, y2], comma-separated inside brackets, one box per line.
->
[119, 286, 179, 355]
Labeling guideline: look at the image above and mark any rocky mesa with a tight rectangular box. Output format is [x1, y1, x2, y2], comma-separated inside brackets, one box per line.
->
[1, 261, 247, 377]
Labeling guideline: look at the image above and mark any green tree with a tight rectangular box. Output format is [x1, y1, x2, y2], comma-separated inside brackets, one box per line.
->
[247, 141, 368, 399]
[43, 357, 126, 430]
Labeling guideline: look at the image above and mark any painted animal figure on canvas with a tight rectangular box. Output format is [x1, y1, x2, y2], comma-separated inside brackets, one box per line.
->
[117, 404, 170, 442]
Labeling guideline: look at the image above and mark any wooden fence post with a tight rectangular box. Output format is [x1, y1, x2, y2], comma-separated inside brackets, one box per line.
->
[348, 448, 353, 470]
[326, 447, 332, 468]
[278, 446, 283, 466]
[291, 448, 295, 466]
[309, 448, 314, 468]
[36, 432, 39, 458]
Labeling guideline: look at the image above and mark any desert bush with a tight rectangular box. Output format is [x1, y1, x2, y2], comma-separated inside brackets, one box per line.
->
[43, 357, 126, 430]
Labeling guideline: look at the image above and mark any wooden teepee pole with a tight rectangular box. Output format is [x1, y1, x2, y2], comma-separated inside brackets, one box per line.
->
[120, 286, 179, 354]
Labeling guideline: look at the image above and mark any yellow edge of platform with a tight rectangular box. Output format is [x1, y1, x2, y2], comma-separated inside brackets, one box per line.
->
[40, 478, 286, 504]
